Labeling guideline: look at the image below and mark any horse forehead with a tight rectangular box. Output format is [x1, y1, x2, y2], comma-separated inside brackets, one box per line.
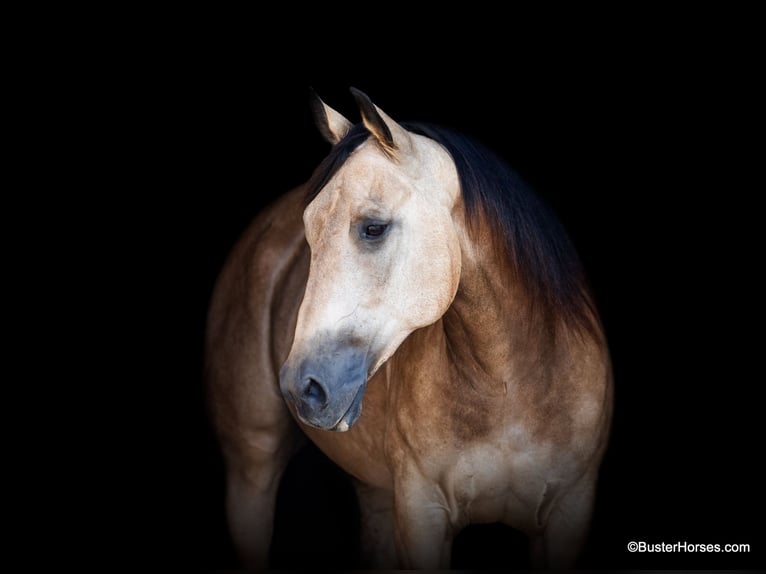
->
[331, 137, 457, 204]
[308, 155, 409, 221]
[341, 146, 412, 197]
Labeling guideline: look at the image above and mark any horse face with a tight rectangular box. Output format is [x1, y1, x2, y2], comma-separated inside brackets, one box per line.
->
[280, 92, 462, 431]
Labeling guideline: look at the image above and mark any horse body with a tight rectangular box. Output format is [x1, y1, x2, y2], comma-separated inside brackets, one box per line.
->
[206, 89, 612, 569]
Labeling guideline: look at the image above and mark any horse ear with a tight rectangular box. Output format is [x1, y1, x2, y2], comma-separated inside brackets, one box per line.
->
[350, 87, 411, 157]
[310, 88, 353, 145]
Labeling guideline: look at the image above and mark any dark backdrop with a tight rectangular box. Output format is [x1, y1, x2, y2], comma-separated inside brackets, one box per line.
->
[101, 16, 763, 571]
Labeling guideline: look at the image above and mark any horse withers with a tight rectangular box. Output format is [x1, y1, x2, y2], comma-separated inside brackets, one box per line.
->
[206, 88, 613, 569]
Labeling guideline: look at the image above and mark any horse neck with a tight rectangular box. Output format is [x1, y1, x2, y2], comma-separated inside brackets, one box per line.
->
[443, 223, 554, 387]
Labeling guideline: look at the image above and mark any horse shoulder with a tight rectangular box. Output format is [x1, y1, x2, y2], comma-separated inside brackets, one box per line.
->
[539, 328, 613, 464]
[206, 186, 308, 449]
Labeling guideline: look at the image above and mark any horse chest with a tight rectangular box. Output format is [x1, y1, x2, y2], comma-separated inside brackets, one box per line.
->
[390, 385, 557, 530]
[443, 432, 554, 530]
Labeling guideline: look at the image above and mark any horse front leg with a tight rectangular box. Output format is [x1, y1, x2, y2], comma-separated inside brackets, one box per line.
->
[392, 474, 454, 569]
[353, 481, 397, 568]
[529, 470, 597, 569]
[221, 418, 300, 571]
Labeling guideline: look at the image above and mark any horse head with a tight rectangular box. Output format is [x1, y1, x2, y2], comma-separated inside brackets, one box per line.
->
[279, 89, 463, 431]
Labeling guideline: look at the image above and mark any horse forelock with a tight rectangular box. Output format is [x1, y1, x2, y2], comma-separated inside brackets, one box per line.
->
[304, 123, 371, 207]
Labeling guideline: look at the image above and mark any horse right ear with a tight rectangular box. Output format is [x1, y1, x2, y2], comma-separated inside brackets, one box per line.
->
[309, 88, 353, 145]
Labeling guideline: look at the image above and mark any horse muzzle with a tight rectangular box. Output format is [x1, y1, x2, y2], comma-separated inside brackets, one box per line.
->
[279, 345, 369, 432]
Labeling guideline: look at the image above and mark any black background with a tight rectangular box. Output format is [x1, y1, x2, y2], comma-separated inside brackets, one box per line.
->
[72, 10, 763, 571]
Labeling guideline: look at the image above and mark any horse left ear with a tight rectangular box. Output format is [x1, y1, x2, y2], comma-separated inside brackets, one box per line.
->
[310, 88, 353, 145]
[350, 87, 412, 157]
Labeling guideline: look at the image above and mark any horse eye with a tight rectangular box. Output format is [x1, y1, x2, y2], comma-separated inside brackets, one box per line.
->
[360, 221, 390, 241]
[365, 224, 387, 237]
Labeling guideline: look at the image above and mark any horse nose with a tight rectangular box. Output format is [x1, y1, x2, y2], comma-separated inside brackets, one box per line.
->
[299, 376, 328, 409]
[279, 346, 369, 430]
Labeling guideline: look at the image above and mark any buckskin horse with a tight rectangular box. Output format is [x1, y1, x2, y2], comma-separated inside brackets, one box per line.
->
[206, 88, 613, 569]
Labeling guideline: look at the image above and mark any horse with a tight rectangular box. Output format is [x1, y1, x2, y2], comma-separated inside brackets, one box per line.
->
[205, 88, 613, 570]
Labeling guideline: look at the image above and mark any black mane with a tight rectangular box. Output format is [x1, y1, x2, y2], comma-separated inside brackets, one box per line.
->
[305, 122, 597, 336]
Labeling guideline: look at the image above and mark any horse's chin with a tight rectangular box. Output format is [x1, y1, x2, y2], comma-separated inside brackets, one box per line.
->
[291, 379, 367, 433]
[327, 356, 390, 431]
[332, 419, 351, 432]
[328, 380, 366, 432]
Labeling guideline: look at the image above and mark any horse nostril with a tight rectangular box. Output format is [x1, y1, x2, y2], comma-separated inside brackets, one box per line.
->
[302, 377, 328, 408]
